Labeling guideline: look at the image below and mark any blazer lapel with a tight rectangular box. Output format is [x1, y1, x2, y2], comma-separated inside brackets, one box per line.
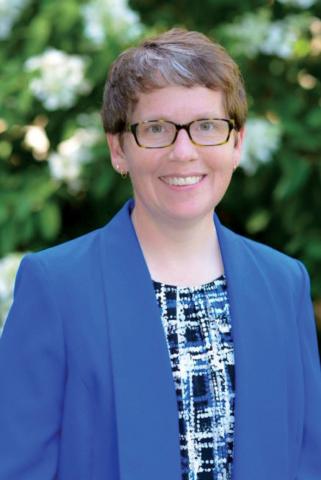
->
[215, 215, 289, 480]
[99, 201, 288, 480]
[100, 200, 181, 480]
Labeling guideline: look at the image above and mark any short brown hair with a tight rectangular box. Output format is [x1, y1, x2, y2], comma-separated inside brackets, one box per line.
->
[102, 28, 247, 133]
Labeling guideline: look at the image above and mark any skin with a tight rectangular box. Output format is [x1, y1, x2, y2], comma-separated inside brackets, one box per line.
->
[107, 85, 244, 286]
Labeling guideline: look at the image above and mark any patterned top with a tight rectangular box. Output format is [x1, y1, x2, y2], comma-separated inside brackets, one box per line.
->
[153, 275, 235, 480]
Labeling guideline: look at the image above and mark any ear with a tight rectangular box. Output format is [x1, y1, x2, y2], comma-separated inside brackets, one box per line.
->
[232, 126, 245, 170]
[106, 133, 128, 173]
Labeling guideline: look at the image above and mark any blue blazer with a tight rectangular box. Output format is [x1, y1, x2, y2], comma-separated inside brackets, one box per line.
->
[0, 199, 321, 480]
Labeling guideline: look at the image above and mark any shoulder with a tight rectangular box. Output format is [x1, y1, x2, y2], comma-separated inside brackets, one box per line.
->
[26, 227, 102, 270]
[237, 229, 298, 268]
[15, 226, 106, 299]
[220, 222, 308, 291]
[15, 200, 133, 288]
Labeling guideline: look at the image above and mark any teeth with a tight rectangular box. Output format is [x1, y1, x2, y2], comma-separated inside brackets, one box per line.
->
[162, 176, 203, 186]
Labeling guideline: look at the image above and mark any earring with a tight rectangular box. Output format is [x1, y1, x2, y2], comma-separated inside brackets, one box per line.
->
[116, 164, 128, 179]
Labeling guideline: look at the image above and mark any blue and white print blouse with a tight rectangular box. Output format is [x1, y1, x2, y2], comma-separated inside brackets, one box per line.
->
[153, 275, 235, 480]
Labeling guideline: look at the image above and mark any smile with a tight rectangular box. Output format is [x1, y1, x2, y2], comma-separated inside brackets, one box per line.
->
[160, 175, 204, 186]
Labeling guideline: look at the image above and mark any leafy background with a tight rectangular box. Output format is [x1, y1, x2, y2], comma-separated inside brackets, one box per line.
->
[0, 0, 320, 351]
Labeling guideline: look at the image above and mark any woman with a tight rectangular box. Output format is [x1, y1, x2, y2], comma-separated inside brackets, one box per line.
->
[0, 29, 320, 480]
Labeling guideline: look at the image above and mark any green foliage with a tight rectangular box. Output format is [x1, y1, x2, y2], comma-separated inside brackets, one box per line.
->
[0, 0, 136, 259]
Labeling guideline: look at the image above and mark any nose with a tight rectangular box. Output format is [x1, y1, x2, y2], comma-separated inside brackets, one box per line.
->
[169, 128, 198, 162]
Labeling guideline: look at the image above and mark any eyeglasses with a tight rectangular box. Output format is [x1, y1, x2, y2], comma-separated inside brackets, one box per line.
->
[126, 118, 236, 149]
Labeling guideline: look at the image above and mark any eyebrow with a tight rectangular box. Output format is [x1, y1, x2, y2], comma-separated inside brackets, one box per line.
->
[137, 114, 225, 123]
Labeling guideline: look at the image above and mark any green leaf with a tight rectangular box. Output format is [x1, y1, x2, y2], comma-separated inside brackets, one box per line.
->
[246, 210, 270, 234]
[305, 241, 321, 261]
[37, 203, 61, 241]
[273, 159, 310, 200]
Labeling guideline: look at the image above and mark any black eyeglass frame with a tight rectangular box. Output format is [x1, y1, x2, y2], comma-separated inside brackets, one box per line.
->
[126, 118, 236, 149]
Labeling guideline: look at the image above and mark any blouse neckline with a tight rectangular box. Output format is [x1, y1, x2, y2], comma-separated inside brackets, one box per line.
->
[152, 273, 226, 291]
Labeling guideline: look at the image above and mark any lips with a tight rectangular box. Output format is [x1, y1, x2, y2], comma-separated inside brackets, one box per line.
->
[160, 175, 205, 186]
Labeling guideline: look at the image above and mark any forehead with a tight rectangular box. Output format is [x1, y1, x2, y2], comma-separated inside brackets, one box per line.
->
[131, 85, 226, 122]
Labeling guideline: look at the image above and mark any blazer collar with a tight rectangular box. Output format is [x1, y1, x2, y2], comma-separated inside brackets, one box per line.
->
[214, 216, 288, 478]
[100, 200, 287, 480]
[100, 200, 181, 480]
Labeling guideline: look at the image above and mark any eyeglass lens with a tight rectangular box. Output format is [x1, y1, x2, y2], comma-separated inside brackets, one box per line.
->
[135, 119, 231, 147]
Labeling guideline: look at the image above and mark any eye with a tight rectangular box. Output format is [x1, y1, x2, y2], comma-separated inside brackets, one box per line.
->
[150, 124, 164, 133]
[198, 120, 217, 131]
[142, 122, 167, 135]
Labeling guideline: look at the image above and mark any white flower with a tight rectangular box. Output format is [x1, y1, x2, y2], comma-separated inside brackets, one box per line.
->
[222, 11, 270, 58]
[24, 125, 50, 160]
[277, 0, 317, 7]
[81, 0, 142, 46]
[261, 15, 311, 58]
[261, 21, 298, 58]
[0, 0, 29, 39]
[221, 12, 311, 59]
[48, 127, 101, 190]
[240, 118, 282, 174]
[25, 49, 92, 110]
[0, 253, 24, 335]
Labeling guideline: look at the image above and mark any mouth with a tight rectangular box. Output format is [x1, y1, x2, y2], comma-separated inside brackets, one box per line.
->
[160, 175, 205, 186]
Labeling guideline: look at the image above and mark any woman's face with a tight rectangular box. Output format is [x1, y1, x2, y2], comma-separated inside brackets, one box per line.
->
[107, 85, 244, 227]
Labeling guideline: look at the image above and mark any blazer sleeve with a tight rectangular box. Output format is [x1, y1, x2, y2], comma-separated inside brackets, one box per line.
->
[296, 261, 321, 480]
[0, 254, 65, 479]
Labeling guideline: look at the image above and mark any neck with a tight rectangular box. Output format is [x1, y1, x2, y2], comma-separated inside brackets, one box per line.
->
[131, 204, 224, 286]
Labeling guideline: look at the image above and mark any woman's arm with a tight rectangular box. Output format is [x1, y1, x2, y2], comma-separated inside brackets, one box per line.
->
[295, 261, 321, 479]
[0, 255, 65, 479]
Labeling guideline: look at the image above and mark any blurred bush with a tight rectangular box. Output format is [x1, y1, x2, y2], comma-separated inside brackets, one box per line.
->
[0, 0, 320, 336]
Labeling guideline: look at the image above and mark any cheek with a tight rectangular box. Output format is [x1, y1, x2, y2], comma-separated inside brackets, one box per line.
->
[129, 163, 155, 178]
[207, 153, 233, 174]
[126, 161, 159, 191]
[208, 156, 234, 188]
[211, 170, 233, 205]
[129, 154, 163, 177]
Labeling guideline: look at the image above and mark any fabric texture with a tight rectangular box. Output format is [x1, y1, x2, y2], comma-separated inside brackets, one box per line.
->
[153, 276, 235, 480]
